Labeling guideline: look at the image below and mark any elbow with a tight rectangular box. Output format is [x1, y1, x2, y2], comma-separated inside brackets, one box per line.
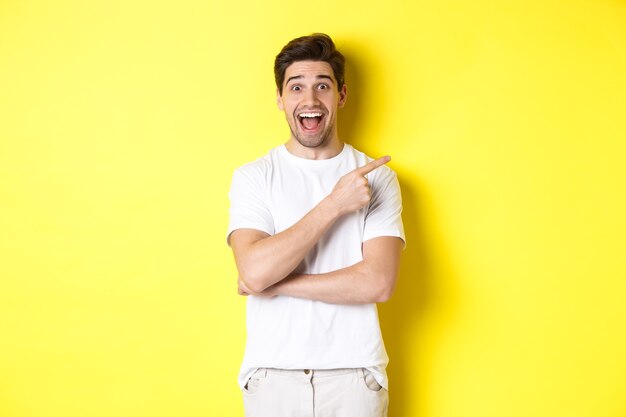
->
[238, 271, 270, 295]
[239, 264, 287, 295]
[371, 274, 397, 303]
[373, 287, 394, 303]
[241, 276, 267, 295]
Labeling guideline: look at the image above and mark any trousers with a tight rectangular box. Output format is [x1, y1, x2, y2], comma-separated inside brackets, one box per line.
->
[242, 368, 388, 417]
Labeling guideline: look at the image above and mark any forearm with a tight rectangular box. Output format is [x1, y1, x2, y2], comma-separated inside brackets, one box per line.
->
[264, 237, 403, 304]
[269, 264, 388, 304]
[232, 197, 341, 293]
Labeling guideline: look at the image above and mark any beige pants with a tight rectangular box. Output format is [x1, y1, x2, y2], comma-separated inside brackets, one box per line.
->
[242, 368, 388, 417]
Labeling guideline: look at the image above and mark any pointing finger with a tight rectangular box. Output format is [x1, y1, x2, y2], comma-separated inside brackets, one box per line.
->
[356, 156, 391, 176]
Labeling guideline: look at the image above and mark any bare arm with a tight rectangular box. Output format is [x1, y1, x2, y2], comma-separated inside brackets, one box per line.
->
[239, 236, 403, 304]
[230, 156, 391, 294]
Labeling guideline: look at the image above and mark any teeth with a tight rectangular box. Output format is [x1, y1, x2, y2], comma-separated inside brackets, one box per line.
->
[299, 112, 323, 118]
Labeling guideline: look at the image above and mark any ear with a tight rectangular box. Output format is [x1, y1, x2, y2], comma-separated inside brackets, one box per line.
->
[276, 88, 284, 111]
[338, 84, 347, 108]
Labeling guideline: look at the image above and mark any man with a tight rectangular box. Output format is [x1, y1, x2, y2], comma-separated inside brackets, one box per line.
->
[227, 33, 405, 417]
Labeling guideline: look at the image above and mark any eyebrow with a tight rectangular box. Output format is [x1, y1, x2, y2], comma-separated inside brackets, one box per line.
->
[285, 74, 335, 85]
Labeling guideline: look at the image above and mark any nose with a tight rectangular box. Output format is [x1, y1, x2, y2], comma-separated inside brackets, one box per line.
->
[303, 88, 321, 106]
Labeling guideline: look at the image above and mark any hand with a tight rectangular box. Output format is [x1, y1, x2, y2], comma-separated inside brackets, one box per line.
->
[327, 156, 390, 215]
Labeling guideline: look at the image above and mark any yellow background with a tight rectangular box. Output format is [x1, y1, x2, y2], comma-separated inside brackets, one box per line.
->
[1, 0, 625, 416]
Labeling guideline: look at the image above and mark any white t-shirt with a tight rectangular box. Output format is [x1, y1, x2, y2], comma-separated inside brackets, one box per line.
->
[227, 144, 405, 389]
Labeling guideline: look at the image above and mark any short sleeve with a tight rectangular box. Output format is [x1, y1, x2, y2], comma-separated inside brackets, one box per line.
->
[227, 167, 275, 245]
[363, 167, 406, 246]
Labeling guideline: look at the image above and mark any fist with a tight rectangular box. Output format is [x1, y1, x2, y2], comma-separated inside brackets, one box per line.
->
[328, 156, 390, 215]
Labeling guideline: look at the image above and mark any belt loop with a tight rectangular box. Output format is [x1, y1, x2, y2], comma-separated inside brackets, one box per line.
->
[357, 368, 365, 379]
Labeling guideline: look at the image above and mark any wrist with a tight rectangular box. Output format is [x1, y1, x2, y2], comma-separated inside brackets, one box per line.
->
[319, 195, 343, 219]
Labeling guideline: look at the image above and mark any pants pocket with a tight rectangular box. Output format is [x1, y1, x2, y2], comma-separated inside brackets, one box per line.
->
[362, 369, 384, 392]
[242, 369, 266, 395]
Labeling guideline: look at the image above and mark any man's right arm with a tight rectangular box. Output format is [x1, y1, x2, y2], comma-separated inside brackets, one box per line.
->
[230, 197, 340, 294]
[229, 156, 391, 294]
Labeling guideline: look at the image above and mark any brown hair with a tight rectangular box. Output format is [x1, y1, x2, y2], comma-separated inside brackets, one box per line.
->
[274, 33, 345, 95]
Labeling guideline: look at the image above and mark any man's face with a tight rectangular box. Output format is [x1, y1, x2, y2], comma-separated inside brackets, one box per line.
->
[277, 61, 347, 149]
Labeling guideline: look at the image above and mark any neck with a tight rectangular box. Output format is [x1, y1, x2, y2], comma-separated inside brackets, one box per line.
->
[285, 136, 344, 160]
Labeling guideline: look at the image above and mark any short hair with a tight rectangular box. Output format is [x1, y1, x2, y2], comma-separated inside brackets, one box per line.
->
[274, 33, 345, 95]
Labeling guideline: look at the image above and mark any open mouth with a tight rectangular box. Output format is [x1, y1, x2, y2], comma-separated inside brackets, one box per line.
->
[297, 112, 324, 132]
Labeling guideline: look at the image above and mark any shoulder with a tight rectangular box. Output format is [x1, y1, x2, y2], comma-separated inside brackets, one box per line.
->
[232, 146, 280, 180]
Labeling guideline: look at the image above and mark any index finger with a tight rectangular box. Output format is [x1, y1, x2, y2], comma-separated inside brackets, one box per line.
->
[355, 156, 391, 176]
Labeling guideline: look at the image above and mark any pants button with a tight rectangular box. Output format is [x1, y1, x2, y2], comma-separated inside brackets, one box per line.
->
[304, 369, 310, 374]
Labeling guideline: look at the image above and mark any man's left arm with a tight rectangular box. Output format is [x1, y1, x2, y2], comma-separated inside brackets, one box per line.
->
[239, 236, 403, 304]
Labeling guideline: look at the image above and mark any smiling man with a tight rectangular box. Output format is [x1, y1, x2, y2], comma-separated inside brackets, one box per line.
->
[227, 33, 405, 417]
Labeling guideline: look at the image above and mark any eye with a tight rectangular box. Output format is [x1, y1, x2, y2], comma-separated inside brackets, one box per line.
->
[291, 85, 301, 91]
[318, 84, 329, 90]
